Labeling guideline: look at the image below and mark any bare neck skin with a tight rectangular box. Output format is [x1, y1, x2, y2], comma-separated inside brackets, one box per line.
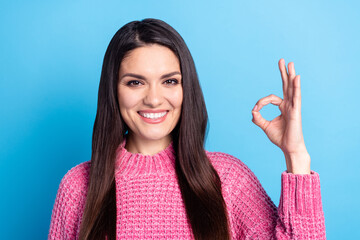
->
[125, 132, 172, 156]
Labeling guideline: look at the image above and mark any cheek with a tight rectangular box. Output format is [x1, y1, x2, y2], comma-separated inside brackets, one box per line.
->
[118, 88, 141, 115]
[169, 88, 183, 109]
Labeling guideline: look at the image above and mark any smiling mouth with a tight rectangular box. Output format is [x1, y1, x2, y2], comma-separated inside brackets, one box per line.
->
[138, 111, 168, 119]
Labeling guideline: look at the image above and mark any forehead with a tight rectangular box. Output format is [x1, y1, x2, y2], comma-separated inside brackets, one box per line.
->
[120, 44, 180, 75]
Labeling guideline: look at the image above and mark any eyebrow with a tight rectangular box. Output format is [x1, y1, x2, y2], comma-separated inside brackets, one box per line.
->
[119, 71, 181, 80]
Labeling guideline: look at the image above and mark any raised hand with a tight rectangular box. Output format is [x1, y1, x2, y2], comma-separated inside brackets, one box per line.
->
[251, 59, 311, 174]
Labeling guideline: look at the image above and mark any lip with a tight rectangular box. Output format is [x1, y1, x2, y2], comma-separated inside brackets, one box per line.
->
[138, 109, 168, 113]
[138, 110, 169, 124]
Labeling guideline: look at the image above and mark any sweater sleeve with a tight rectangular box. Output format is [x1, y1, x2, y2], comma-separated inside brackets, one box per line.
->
[273, 171, 326, 239]
[223, 157, 326, 239]
[48, 162, 90, 240]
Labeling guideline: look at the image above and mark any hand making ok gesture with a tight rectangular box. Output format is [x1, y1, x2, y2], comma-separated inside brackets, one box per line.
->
[251, 59, 311, 174]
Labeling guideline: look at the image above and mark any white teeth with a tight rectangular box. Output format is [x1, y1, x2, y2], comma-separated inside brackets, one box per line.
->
[140, 111, 167, 119]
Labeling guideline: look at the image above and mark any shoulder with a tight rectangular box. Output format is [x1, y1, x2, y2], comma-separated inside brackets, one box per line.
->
[206, 151, 251, 174]
[56, 161, 91, 201]
[205, 151, 256, 186]
[205, 151, 275, 216]
[49, 161, 91, 239]
[59, 161, 91, 187]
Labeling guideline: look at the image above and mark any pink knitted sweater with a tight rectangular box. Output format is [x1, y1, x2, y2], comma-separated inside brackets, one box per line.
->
[48, 141, 326, 239]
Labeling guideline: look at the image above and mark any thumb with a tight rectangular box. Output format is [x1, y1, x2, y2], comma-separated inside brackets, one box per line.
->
[251, 107, 269, 131]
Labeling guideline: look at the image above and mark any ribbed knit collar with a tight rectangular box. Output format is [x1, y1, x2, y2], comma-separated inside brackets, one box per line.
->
[115, 139, 176, 176]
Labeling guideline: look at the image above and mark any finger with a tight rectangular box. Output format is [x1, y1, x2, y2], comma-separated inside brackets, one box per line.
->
[278, 59, 289, 100]
[287, 62, 296, 100]
[252, 109, 270, 131]
[293, 75, 301, 109]
[252, 94, 283, 112]
[252, 94, 283, 131]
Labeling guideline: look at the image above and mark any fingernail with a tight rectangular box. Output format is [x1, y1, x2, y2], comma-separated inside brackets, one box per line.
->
[252, 105, 258, 111]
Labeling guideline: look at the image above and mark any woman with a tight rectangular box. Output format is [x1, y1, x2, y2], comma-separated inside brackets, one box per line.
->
[48, 18, 326, 239]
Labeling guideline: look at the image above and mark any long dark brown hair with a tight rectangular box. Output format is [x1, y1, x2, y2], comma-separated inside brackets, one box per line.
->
[79, 18, 230, 240]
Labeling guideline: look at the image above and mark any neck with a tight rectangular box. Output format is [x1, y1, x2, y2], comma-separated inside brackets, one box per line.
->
[125, 133, 172, 156]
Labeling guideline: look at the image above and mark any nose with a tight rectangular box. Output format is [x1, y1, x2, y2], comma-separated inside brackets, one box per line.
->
[143, 84, 163, 107]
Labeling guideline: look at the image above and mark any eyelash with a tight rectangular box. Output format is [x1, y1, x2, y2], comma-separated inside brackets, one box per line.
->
[126, 79, 180, 86]
[164, 79, 179, 85]
[126, 80, 142, 86]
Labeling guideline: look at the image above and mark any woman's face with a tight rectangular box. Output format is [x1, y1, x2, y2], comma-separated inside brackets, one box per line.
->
[117, 44, 183, 145]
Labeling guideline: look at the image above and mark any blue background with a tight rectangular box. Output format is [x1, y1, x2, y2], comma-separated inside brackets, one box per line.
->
[1, 0, 359, 239]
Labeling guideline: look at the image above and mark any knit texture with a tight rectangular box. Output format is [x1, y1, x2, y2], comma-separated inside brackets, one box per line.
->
[48, 141, 326, 239]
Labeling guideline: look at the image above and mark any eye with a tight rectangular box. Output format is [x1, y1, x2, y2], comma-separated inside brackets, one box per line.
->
[126, 80, 143, 86]
[163, 79, 179, 85]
